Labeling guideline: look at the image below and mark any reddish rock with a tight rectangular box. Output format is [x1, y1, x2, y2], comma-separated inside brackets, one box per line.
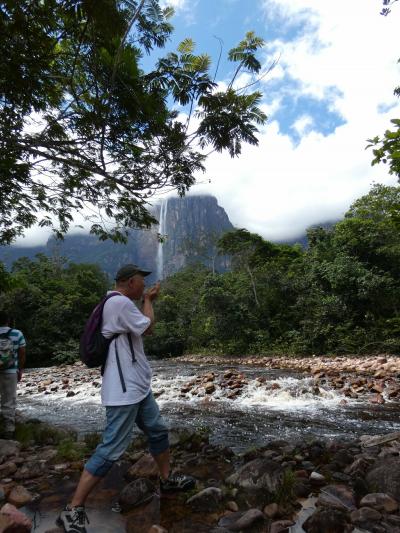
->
[263, 502, 279, 518]
[369, 394, 385, 404]
[205, 384, 216, 394]
[0, 503, 32, 532]
[126, 454, 160, 480]
[0, 463, 17, 478]
[360, 492, 399, 513]
[7, 486, 33, 507]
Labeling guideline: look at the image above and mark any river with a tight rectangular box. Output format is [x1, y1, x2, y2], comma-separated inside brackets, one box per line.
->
[17, 361, 400, 452]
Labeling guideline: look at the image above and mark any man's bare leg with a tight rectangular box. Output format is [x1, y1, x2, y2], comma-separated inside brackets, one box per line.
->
[70, 469, 103, 507]
[152, 448, 170, 480]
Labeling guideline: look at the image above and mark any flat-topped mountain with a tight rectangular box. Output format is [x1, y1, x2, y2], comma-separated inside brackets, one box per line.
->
[0, 195, 234, 282]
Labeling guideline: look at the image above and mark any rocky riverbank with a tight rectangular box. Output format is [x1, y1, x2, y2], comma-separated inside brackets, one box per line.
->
[1, 420, 400, 532]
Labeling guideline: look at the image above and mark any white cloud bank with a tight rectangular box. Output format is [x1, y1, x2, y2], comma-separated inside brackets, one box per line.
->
[192, 0, 400, 241]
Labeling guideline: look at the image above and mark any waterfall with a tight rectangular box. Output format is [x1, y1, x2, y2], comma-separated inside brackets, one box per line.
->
[156, 198, 168, 280]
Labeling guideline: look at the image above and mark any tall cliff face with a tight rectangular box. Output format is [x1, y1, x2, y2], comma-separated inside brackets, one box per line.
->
[152, 195, 234, 278]
[0, 195, 233, 281]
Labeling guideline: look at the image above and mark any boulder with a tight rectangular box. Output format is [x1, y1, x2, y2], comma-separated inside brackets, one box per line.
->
[0, 440, 20, 461]
[7, 485, 33, 507]
[270, 520, 295, 533]
[14, 460, 46, 480]
[360, 492, 399, 513]
[119, 478, 156, 512]
[366, 458, 400, 500]
[125, 494, 160, 533]
[125, 454, 159, 480]
[186, 487, 223, 512]
[350, 506, 382, 526]
[317, 484, 356, 511]
[263, 502, 279, 518]
[0, 463, 17, 478]
[226, 458, 283, 493]
[218, 509, 268, 531]
[303, 508, 352, 533]
[0, 503, 32, 532]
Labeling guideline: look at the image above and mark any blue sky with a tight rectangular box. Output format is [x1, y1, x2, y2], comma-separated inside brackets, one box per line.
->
[155, 0, 400, 241]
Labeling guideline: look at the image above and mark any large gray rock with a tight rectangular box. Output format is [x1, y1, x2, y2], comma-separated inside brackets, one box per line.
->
[366, 459, 400, 500]
[226, 458, 283, 493]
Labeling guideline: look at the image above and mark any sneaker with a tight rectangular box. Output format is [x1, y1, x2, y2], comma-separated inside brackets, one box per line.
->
[160, 473, 196, 492]
[56, 505, 89, 533]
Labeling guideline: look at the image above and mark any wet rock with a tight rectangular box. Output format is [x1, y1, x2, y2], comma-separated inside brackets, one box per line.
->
[310, 472, 325, 483]
[119, 478, 157, 512]
[332, 449, 354, 468]
[147, 526, 167, 533]
[360, 492, 399, 512]
[270, 519, 295, 533]
[0, 503, 32, 532]
[303, 508, 352, 533]
[0, 440, 20, 461]
[125, 454, 159, 480]
[332, 472, 351, 482]
[293, 480, 312, 498]
[350, 506, 382, 525]
[370, 393, 385, 404]
[345, 456, 371, 476]
[205, 384, 216, 394]
[14, 460, 46, 480]
[366, 458, 400, 500]
[226, 500, 239, 512]
[349, 478, 367, 502]
[186, 487, 223, 512]
[317, 484, 356, 511]
[386, 514, 400, 527]
[7, 485, 33, 507]
[218, 509, 267, 531]
[263, 502, 279, 518]
[226, 458, 283, 493]
[125, 494, 160, 533]
[0, 462, 17, 478]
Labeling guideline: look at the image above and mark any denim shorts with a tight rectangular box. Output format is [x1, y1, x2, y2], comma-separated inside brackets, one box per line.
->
[85, 391, 169, 477]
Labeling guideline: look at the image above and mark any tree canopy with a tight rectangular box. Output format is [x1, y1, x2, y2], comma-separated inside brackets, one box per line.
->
[0, 0, 268, 245]
[367, 1, 400, 179]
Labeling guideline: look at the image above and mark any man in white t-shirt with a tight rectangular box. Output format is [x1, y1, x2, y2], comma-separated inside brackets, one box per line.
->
[58, 264, 195, 533]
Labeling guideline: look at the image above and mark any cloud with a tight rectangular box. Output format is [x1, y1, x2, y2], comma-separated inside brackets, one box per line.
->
[160, 0, 187, 11]
[190, 0, 400, 241]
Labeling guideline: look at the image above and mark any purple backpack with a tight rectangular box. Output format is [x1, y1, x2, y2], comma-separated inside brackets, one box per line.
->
[79, 292, 120, 372]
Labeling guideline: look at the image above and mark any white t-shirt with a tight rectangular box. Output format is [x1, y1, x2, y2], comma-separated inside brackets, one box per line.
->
[101, 292, 152, 406]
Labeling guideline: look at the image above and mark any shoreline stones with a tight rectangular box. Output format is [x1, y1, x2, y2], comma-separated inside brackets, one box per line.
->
[1, 424, 400, 531]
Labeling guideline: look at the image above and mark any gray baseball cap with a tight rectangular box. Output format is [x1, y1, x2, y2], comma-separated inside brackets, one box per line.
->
[115, 263, 152, 281]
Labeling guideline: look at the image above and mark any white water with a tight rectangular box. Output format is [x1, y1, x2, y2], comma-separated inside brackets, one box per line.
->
[20, 371, 345, 410]
[156, 198, 168, 280]
[17, 363, 400, 448]
[153, 374, 345, 411]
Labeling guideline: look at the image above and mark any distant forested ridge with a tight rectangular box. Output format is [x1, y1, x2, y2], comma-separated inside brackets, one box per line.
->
[0, 184, 399, 365]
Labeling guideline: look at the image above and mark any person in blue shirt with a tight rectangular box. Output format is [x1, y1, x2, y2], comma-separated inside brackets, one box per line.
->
[0, 310, 26, 438]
